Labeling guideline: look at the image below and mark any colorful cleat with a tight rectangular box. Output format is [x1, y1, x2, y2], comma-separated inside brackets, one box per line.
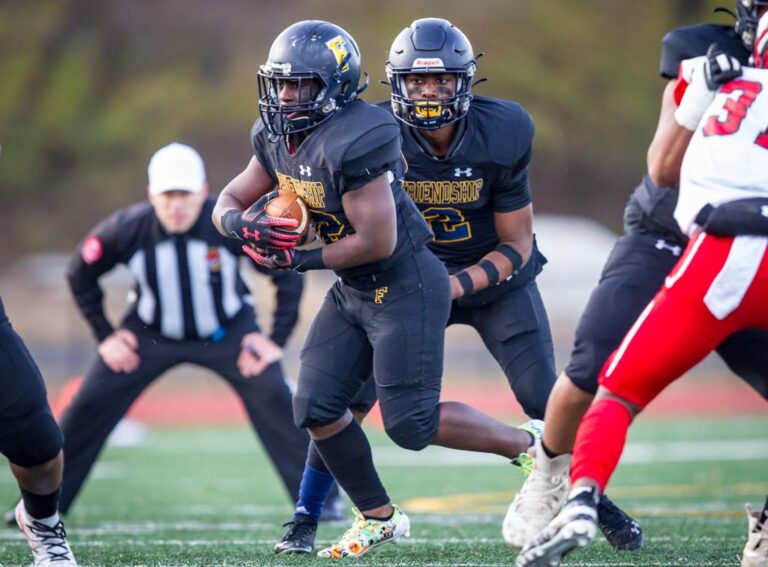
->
[503, 437, 570, 549]
[512, 419, 545, 477]
[317, 504, 410, 559]
[515, 486, 599, 567]
[742, 496, 768, 567]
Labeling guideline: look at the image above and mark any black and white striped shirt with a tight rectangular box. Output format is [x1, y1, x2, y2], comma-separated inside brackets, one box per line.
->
[67, 198, 302, 345]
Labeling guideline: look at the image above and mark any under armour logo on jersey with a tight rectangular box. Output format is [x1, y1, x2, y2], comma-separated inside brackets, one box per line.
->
[299, 165, 312, 177]
[454, 167, 472, 177]
[762, 206, 768, 218]
[655, 239, 682, 256]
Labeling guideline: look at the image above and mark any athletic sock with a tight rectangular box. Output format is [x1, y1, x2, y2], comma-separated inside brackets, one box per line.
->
[570, 398, 632, 491]
[313, 420, 389, 512]
[20, 487, 60, 522]
[541, 441, 561, 459]
[293, 442, 335, 522]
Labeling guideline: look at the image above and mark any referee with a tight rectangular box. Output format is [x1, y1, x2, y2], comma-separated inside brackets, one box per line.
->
[56, 143, 320, 514]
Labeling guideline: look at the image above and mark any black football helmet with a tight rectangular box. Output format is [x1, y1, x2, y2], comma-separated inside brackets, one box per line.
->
[257, 20, 367, 136]
[386, 18, 476, 130]
[736, 0, 768, 47]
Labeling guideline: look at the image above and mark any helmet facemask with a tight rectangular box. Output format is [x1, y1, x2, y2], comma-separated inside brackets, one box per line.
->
[736, 0, 768, 47]
[388, 64, 475, 130]
[258, 67, 341, 136]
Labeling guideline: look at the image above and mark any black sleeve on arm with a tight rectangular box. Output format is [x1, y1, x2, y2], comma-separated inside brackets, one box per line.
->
[339, 124, 402, 194]
[266, 269, 304, 347]
[66, 213, 126, 343]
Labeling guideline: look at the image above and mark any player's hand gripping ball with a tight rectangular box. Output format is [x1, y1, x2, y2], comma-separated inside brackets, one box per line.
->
[263, 191, 310, 242]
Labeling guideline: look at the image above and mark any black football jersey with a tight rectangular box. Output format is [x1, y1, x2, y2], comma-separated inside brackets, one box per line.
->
[625, 24, 751, 241]
[252, 100, 432, 279]
[387, 96, 534, 272]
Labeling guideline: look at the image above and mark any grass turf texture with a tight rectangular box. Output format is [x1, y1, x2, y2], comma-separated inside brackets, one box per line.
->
[0, 417, 765, 566]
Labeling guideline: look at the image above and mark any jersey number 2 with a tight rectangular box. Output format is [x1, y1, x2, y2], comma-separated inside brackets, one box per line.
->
[421, 207, 472, 243]
[702, 79, 768, 149]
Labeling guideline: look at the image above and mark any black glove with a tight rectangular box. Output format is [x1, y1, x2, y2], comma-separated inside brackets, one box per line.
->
[242, 245, 324, 272]
[221, 191, 301, 250]
[704, 43, 742, 91]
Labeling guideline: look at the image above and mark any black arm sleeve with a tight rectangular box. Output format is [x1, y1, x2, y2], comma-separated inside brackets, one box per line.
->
[266, 269, 303, 347]
[66, 213, 127, 342]
[339, 123, 402, 194]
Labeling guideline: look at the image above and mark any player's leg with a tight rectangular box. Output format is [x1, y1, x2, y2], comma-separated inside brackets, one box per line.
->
[0, 298, 76, 565]
[716, 328, 768, 400]
[58, 332, 173, 514]
[518, 234, 768, 567]
[274, 381, 377, 555]
[293, 286, 401, 558]
[505, 232, 673, 549]
[471, 281, 556, 421]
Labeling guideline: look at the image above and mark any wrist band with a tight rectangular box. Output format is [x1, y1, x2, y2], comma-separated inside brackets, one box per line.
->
[221, 209, 242, 239]
[293, 248, 325, 272]
[455, 270, 474, 296]
[478, 259, 500, 286]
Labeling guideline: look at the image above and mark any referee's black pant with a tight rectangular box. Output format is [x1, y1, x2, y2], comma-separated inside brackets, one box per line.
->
[58, 310, 316, 514]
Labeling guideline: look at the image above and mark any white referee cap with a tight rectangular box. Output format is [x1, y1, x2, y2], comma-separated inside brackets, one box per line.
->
[148, 142, 206, 195]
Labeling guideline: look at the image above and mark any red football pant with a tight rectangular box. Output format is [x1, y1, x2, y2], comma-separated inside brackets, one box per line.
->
[571, 233, 768, 490]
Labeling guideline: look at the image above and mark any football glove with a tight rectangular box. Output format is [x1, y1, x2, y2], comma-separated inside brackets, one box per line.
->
[221, 191, 300, 250]
[241, 245, 323, 272]
[704, 43, 742, 91]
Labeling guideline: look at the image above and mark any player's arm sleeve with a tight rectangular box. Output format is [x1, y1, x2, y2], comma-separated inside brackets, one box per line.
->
[65, 212, 127, 343]
[339, 124, 402, 194]
[265, 268, 304, 347]
[493, 110, 534, 212]
[251, 118, 278, 184]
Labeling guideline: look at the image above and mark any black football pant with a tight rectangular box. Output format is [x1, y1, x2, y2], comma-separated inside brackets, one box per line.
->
[58, 312, 317, 514]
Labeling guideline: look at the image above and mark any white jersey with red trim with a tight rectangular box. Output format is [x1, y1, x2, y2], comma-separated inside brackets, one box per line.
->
[676, 66, 768, 235]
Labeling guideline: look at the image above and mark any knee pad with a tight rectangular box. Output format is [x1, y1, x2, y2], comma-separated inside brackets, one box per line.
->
[383, 408, 439, 451]
[0, 410, 63, 468]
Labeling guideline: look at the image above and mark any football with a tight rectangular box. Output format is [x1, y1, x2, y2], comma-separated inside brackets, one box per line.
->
[264, 191, 310, 238]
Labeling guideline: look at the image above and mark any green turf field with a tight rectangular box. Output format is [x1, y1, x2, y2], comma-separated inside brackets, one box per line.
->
[1, 416, 765, 566]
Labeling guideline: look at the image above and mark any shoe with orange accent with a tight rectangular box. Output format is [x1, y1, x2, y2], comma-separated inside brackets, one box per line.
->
[317, 505, 410, 559]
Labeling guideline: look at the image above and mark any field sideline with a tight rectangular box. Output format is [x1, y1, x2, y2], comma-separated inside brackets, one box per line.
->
[0, 417, 765, 566]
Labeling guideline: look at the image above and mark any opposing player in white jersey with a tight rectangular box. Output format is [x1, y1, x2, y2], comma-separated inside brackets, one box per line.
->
[517, 13, 768, 567]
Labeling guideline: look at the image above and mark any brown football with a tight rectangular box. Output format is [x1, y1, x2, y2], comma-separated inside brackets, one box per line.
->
[264, 191, 310, 238]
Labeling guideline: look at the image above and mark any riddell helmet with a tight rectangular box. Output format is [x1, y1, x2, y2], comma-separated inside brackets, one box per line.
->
[755, 10, 768, 67]
[736, 0, 768, 47]
[257, 20, 366, 136]
[386, 18, 476, 130]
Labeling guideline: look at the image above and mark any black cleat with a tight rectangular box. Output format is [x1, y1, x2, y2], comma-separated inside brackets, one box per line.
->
[274, 516, 318, 555]
[597, 494, 643, 551]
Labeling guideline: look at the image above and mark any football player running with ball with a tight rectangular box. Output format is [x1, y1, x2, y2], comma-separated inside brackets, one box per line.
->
[505, 0, 768, 553]
[518, 10, 768, 567]
[271, 18, 642, 557]
[213, 20, 548, 560]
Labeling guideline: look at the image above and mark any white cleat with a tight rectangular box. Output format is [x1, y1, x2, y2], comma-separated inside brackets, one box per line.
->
[742, 498, 768, 567]
[16, 501, 77, 567]
[515, 486, 599, 567]
[503, 438, 570, 549]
